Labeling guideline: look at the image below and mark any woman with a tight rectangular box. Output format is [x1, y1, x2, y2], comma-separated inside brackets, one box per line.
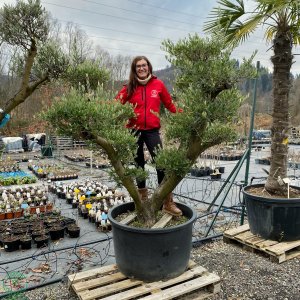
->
[116, 56, 182, 216]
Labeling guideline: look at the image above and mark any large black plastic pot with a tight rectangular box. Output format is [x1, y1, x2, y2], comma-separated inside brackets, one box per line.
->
[108, 202, 196, 282]
[243, 184, 300, 241]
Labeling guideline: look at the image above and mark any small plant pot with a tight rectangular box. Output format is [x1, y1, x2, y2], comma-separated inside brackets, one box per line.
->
[30, 206, 37, 214]
[66, 197, 73, 205]
[72, 202, 78, 209]
[46, 204, 53, 211]
[67, 225, 80, 238]
[49, 226, 65, 240]
[35, 235, 49, 248]
[205, 167, 212, 176]
[88, 215, 96, 223]
[39, 206, 46, 213]
[78, 207, 82, 216]
[3, 236, 20, 252]
[190, 168, 196, 176]
[20, 237, 32, 250]
[217, 166, 225, 173]
[210, 173, 221, 180]
[14, 210, 23, 219]
[5, 212, 14, 219]
[82, 211, 88, 219]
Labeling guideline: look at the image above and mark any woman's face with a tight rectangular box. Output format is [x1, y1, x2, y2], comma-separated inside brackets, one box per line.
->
[135, 59, 149, 79]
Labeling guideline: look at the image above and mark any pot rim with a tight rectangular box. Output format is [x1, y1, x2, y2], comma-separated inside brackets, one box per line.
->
[108, 201, 197, 233]
[243, 183, 300, 204]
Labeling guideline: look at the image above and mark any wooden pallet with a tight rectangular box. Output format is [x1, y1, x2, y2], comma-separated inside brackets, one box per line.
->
[50, 136, 86, 150]
[223, 224, 300, 263]
[68, 262, 220, 300]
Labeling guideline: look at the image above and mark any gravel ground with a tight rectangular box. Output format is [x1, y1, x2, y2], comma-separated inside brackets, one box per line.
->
[7, 237, 299, 300]
[190, 239, 300, 300]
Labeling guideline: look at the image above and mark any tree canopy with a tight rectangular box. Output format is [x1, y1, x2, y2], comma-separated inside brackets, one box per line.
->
[44, 34, 255, 225]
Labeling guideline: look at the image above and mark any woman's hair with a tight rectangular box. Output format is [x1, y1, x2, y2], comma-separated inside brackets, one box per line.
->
[127, 56, 153, 98]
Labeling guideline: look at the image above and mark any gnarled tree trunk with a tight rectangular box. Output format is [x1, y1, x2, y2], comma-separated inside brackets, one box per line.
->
[265, 30, 293, 195]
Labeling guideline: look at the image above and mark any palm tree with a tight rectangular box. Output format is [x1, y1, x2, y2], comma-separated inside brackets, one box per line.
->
[204, 0, 300, 195]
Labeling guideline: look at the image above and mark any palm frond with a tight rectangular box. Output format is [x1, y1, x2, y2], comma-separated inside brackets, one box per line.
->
[204, 0, 245, 33]
[265, 27, 277, 42]
[205, 0, 300, 47]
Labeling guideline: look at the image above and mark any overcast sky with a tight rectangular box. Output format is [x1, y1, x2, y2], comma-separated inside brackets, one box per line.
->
[1, 0, 300, 73]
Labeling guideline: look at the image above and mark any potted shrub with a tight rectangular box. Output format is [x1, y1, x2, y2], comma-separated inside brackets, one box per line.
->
[20, 235, 32, 250]
[3, 235, 20, 252]
[67, 223, 80, 238]
[205, 0, 300, 241]
[35, 235, 49, 248]
[44, 34, 254, 281]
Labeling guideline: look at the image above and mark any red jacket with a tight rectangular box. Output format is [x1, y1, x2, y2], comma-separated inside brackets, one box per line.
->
[116, 76, 178, 130]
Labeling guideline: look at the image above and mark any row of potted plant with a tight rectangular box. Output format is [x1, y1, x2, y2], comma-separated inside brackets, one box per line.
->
[0, 185, 52, 220]
[0, 160, 21, 173]
[49, 179, 127, 202]
[0, 214, 80, 251]
[0, 175, 37, 186]
[50, 180, 129, 231]
[28, 163, 78, 181]
[190, 166, 225, 179]
[0, 203, 54, 220]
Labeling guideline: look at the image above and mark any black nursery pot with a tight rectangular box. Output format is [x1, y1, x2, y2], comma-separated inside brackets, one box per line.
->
[35, 235, 49, 248]
[3, 237, 20, 252]
[108, 202, 196, 282]
[217, 166, 225, 173]
[67, 226, 80, 238]
[49, 226, 65, 240]
[20, 237, 32, 250]
[243, 184, 300, 241]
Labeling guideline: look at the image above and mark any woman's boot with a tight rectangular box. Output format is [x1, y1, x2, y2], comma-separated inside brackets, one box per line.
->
[163, 193, 182, 216]
[138, 188, 148, 202]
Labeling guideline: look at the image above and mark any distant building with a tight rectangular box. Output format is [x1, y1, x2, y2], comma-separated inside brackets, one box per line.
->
[253, 129, 271, 140]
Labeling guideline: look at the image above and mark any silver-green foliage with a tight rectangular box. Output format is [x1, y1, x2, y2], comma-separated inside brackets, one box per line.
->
[0, 0, 49, 49]
[43, 85, 136, 165]
[154, 34, 255, 175]
[44, 34, 255, 222]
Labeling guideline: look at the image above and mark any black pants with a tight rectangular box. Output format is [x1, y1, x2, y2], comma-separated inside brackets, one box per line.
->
[134, 129, 165, 189]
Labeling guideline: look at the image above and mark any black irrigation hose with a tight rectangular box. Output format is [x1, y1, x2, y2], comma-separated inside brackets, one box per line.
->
[174, 192, 243, 213]
[0, 236, 112, 266]
[192, 233, 223, 248]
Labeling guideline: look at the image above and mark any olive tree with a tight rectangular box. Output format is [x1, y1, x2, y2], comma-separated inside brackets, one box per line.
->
[44, 34, 255, 226]
[0, 0, 69, 123]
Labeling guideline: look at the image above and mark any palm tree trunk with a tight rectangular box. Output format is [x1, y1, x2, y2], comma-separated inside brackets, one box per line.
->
[265, 31, 293, 195]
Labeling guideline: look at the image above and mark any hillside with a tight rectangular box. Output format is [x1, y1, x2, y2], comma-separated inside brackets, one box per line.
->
[1, 64, 300, 137]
